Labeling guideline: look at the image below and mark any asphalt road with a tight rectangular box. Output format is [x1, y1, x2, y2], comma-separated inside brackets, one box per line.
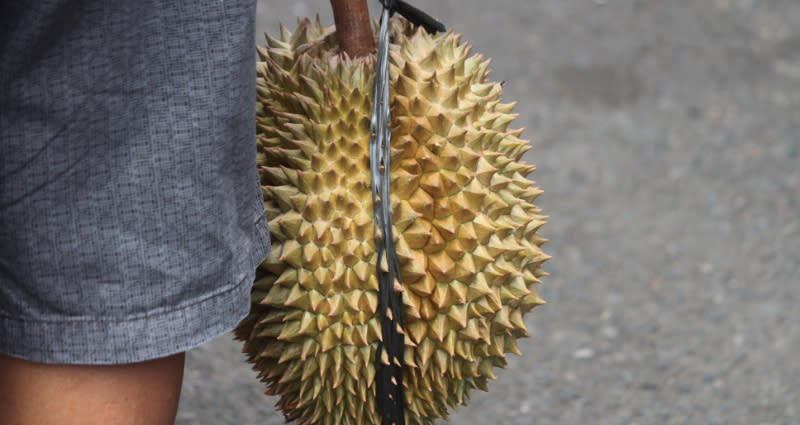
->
[176, 1, 800, 424]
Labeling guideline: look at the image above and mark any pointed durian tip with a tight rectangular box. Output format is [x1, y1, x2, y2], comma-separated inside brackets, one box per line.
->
[279, 21, 291, 41]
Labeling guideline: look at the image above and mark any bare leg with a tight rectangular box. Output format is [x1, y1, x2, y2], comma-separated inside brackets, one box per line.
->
[0, 352, 185, 425]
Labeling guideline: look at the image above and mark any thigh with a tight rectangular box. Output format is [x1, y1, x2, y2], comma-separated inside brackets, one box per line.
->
[0, 353, 185, 425]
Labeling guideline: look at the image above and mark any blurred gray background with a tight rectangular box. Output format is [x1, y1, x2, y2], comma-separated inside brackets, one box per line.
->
[177, 1, 800, 424]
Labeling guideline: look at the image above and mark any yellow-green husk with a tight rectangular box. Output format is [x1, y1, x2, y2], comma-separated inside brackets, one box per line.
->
[235, 17, 549, 425]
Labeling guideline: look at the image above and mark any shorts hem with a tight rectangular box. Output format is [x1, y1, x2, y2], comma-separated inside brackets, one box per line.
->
[0, 275, 252, 365]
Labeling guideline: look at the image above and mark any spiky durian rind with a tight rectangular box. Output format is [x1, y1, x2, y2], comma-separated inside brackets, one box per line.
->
[235, 17, 549, 425]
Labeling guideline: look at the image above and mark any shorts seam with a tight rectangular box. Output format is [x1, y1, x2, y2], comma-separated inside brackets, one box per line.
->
[0, 277, 247, 324]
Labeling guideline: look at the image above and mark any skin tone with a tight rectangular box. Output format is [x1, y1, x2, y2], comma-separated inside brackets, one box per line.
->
[0, 352, 185, 425]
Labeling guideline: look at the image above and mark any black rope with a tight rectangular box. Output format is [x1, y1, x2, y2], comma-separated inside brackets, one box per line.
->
[369, 7, 405, 425]
[380, 0, 446, 34]
[370, 4, 404, 425]
[370, 2, 444, 425]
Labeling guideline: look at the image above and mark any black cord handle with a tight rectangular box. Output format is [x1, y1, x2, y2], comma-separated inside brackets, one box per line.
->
[371, 4, 405, 425]
[380, 0, 446, 34]
[370, 3, 444, 424]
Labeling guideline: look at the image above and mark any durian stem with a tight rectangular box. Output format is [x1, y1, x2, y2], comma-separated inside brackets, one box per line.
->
[330, 0, 376, 58]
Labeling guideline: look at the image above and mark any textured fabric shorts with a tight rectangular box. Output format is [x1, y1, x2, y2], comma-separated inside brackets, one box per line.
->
[0, 0, 271, 364]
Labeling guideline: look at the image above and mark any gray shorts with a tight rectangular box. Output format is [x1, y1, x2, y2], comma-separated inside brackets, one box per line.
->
[0, 0, 271, 364]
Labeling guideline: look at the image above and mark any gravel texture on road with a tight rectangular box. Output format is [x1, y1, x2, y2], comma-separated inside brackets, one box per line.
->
[177, 1, 800, 424]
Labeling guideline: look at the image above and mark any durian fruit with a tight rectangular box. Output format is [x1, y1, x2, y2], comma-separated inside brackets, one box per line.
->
[235, 17, 549, 425]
